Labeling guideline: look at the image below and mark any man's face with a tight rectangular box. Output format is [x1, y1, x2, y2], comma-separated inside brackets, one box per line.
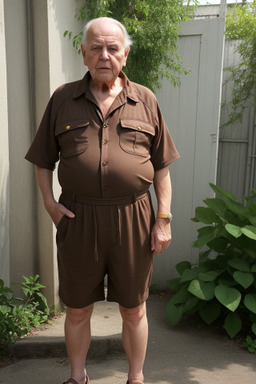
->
[81, 20, 129, 85]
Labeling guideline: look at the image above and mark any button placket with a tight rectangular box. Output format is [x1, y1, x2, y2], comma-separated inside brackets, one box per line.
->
[101, 120, 109, 196]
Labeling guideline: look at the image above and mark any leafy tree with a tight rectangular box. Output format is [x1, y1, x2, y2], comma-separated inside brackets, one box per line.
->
[224, 1, 256, 125]
[65, 0, 198, 92]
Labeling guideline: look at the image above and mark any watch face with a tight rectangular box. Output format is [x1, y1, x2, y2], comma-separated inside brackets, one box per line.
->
[167, 213, 173, 221]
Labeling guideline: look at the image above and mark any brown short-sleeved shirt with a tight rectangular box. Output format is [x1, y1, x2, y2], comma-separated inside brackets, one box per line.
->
[25, 71, 179, 198]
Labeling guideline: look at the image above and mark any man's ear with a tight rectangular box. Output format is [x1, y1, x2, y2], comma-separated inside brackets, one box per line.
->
[123, 47, 130, 67]
[81, 43, 87, 66]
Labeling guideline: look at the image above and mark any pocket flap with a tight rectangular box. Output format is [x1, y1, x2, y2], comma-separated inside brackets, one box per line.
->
[55, 120, 90, 136]
[120, 119, 155, 136]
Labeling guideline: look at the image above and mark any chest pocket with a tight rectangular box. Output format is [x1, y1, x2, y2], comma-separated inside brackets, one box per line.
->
[119, 119, 155, 157]
[55, 120, 90, 158]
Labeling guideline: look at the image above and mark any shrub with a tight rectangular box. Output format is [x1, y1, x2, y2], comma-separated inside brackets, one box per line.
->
[166, 184, 256, 352]
[0, 275, 51, 357]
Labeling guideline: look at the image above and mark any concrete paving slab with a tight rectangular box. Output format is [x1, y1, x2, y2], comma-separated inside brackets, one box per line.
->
[1, 294, 256, 384]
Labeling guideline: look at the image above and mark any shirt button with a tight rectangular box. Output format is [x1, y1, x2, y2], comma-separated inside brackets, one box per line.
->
[66, 125, 71, 130]
[102, 161, 108, 166]
[103, 123, 108, 128]
[103, 139, 108, 145]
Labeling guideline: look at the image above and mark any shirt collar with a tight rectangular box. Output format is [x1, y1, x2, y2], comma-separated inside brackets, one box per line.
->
[72, 71, 139, 103]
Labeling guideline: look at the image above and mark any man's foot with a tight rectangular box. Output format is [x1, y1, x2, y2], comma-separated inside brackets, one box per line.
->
[63, 374, 89, 384]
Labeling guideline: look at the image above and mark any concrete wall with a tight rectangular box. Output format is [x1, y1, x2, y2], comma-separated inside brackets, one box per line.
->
[0, 0, 10, 286]
[32, 0, 84, 306]
[4, 0, 36, 293]
[2, 0, 84, 305]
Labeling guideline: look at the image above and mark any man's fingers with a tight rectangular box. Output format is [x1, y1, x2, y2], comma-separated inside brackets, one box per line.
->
[64, 208, 75, 219]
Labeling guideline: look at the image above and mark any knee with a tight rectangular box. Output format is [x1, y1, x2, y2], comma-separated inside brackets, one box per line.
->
[66, 304, 94, 325]
[119, 302, 146, 325]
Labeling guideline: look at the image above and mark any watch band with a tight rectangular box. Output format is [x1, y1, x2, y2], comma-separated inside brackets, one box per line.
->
[157, 212, 173, 221]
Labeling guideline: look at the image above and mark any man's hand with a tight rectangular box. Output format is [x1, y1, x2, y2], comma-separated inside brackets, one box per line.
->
[151, 218, 171, 256]
[45, 199, 75, 228]
[35, 166, 75, 228]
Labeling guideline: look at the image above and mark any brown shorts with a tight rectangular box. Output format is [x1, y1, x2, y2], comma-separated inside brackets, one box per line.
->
[56, 190, 155, 309]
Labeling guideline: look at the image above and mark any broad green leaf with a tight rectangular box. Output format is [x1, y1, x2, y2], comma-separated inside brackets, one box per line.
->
[225, 224, 242, 238]
[228, 258, 250, 272]
[223, 312, 242, 338]
[193, 226, 216, 248]
[215, 284, 241, 312]
[233, 271, 254, 289]
[168, 278, 181, 291]
[166, 302, 183, 326]
[180, 268, 200, 283]
[176, 261, 192, 276]
[244, 294, 256, 314]
[249, 313, 256, 323]
[209, 183, 237, 201]
[199, 301, 221, 324]
[207, 238, 228, 252]
[251, 264, 256, 273]
[204, 197, 227, 217]
[198, 271, 219, 282]
[169, 287, 191, 305]
[247, 215, 256, 226]
[227, 235, 256, 259]
[182, 296, 200, 314]
[194, 207, 219, 224]
[241, 226, 256, 240]
[225, 198, 249, 217]
[252, 323, 256, 336]
[188, 280, 215, 301]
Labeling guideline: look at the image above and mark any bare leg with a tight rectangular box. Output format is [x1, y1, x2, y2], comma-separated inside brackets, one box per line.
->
[119, 302, 148, 384]
[64, 304, 94, 384]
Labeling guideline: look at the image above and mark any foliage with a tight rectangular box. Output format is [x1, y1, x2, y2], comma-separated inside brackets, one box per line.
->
[166, 184, 256, 353]
[225, 2, 256, 40]
[0, 275, 51, 357]
[64, 0, 198, 92]
[223, 1, 256, 125]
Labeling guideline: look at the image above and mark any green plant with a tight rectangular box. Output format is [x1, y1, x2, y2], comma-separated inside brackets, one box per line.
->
[244, 335, 256, 353]
[18, 274, 50, 316]
[0, 275, 51, 357]
[0, 280, 27, 355]
[64, 0, 198, 92]
[223, 1, 256, 125]
[166, 184, 256, 352]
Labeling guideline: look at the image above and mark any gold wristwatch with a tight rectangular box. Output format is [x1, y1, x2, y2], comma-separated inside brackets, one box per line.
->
[157, 212, 173, 222]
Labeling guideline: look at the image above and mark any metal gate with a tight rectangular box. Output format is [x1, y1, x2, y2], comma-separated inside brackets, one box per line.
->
[153, 6, 226, 287]
[217, 39, 256, 202]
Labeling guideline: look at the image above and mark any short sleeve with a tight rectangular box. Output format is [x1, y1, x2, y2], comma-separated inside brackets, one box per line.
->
[151, 103, 180, 170]
[25, 94, 59, 170]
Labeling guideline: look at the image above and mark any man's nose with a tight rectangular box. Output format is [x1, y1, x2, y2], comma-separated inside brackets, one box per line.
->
[100, 47, 109, 60]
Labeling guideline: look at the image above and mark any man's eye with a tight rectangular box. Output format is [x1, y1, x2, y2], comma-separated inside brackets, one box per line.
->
[109, 47, 117, 52]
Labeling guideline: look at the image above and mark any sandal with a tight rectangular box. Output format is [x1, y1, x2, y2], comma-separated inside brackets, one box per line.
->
[63, 375, 90, 384]
[126, 381, 144, 384]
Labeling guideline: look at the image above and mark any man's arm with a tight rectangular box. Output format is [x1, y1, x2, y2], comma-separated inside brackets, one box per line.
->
[35, 166, 75, 227]
[151, 166, 172, 256]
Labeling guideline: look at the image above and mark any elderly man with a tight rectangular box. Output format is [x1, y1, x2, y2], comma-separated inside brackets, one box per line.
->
[26, 17, 179, 384]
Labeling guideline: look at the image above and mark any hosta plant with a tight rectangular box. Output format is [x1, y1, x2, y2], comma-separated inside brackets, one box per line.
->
[166, 184, 256, 351]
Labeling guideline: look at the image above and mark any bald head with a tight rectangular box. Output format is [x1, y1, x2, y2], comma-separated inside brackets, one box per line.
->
[82, 17, 132, 49]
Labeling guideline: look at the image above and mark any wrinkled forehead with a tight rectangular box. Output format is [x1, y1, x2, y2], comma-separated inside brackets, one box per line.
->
[86, 20, 125, 45]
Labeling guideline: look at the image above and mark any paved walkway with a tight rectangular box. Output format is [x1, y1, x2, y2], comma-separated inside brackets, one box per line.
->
[1, 294, 256, 384]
